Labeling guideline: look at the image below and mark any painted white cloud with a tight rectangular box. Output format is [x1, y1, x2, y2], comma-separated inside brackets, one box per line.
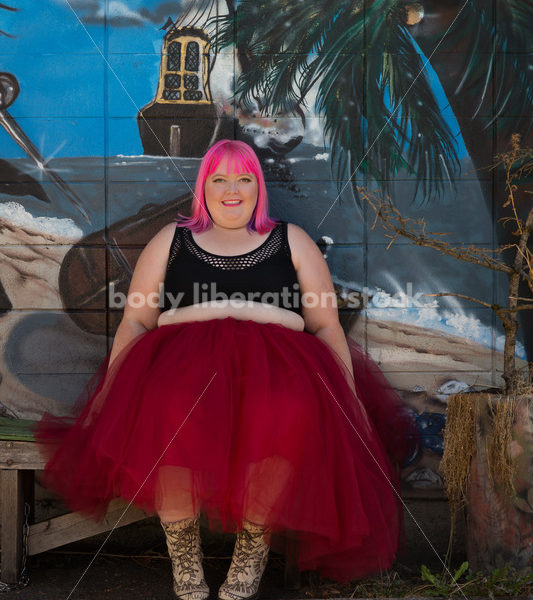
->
[107, 1, 147, 24]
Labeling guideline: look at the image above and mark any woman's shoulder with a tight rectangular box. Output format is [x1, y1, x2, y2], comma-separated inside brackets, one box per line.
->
[129, 223, 177, 284]
[159, 222, 180, 239]
[285, 223, 323, 270]
[286, 222, 316, 247]
[143, 222, 178, 254]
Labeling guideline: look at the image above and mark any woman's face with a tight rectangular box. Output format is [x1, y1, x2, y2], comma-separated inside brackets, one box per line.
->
[204, 154, 258, 230]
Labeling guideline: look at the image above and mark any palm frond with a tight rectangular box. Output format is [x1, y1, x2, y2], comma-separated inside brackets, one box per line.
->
[212, 0, 358, 111]
[316, 0, 460, 200]
[505, 0, 533, 39]
[443, 2, 533, 141]
[209, 0, 532, 205]
[0, 1, 17, 37]
[233, 53, 308, 114]
[494, 1, 533, 138]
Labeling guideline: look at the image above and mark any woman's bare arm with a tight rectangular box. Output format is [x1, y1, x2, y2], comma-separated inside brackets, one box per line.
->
[287, 223, 354, 378]
[108, 223, 176, 366]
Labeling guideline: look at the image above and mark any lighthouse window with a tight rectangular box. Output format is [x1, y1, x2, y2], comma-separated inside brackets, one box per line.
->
[184, 74, 198, 90]
[163, 89, 181, 100]
[185, 41, 199, 71]
[167, 41, 181, 71]
[163, 72, 181, 100]
[184, 91, 202, 101]
[165, 74, 181, 89]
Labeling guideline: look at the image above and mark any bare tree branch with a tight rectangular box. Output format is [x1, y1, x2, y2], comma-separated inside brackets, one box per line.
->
[424, 292, 493, 310]
[359, 186, 516, 274]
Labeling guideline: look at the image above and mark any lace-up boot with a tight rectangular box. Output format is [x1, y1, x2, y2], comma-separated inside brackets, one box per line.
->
[160, 515, 210, 600]
[218, 520, 270, 600]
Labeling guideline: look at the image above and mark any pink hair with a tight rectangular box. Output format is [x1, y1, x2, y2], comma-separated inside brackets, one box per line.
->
[177, 139, 278, 234]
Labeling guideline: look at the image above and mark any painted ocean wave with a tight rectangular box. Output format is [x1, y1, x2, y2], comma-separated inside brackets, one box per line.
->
[0, 200, 83, 240]
[334, 277, 526, 360]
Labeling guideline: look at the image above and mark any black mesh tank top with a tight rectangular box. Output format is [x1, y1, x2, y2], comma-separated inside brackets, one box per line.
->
[163, 222, 302, 315]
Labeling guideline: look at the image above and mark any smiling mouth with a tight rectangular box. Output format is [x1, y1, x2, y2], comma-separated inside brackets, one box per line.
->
[222, 200, 242, 206]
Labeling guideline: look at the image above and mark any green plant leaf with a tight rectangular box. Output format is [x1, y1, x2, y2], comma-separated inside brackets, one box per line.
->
[421, 564, 439, 586]
[452, 561, 469, 583]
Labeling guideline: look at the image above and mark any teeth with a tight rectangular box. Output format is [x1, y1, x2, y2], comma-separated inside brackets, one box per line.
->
[223, 200, 241, 205]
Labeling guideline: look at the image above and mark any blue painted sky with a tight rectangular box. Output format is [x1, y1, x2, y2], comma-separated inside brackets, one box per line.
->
[0, 0, 468, 159]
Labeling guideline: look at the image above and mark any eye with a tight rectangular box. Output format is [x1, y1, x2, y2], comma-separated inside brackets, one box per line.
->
[239, 176, 253, 182]
[212, 177, 225, 183]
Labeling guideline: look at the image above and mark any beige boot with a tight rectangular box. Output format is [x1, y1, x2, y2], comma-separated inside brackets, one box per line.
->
[218, 521, 270, 600]
[160, 515, 210, 600]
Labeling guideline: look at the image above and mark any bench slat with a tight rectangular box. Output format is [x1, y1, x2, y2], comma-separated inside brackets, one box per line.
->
[0, 441, 45, 470]
[28, 498, 148, 555]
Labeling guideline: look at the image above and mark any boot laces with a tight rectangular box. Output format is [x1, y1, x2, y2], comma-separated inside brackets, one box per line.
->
[175, 522, 203, 581]
[228, 528, 268, 583]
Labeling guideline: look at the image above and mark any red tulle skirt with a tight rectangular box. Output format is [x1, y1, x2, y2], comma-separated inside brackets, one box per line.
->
[34, 317, 416, 582]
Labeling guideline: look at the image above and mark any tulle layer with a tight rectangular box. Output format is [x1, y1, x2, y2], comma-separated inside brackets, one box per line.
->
[34, 318, 414, 582]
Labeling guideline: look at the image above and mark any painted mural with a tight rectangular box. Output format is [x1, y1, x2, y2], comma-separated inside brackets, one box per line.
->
[0, 0, 531, 492]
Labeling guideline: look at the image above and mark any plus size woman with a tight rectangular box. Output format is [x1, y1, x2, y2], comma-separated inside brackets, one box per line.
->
[36, 139, 415, 600]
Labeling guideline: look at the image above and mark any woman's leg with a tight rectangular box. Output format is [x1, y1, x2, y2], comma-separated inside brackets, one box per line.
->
[157, 466, 208, 600]
[160, 515, 210, 600]
[218, 520, 270, 600]
[241, 455, 293, 525]
[218, 456, 292, 600]
[156, 464, 197, 522]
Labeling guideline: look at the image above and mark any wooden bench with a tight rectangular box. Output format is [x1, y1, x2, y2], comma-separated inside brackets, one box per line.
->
[0, 417, 300, 588]
[0, 417, 149, 585]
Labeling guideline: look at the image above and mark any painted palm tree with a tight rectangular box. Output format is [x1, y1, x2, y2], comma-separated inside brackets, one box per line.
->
[208, 0, 533, 357]
[210, 0, 531, 194]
